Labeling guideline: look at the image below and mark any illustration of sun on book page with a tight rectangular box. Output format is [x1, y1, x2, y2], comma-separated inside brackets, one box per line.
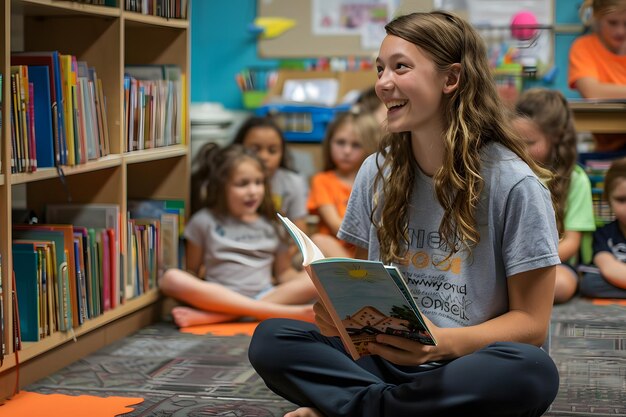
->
[310, 259, 436, 356]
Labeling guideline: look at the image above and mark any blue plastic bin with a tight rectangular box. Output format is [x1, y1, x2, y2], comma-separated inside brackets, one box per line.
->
[256, 103, 351, 142]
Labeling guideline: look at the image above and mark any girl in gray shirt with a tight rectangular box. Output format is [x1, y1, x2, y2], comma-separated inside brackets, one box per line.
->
[249, 11, 560, 417]
[160, 143, 316, 327]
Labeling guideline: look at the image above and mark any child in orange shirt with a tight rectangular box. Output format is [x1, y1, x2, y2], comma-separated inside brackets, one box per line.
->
[569, 0, 626, 151]
[307, 109, 380, 258]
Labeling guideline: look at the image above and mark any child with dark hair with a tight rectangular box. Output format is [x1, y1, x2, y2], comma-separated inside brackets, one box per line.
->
[355, 86, 387, 125]
[233, 116, 309, 233]
[160, 143, 317, 327]
[580, 157, 626, 298]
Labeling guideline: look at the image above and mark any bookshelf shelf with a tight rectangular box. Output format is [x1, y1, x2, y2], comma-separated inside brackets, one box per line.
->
[0, 0, 189, 399]
[17, 289, 160, 363]
[10, 155, 123, 184]
[13, 0, 120, 18]
[123, 11, 189, 29]
[124, 144, 187, 164]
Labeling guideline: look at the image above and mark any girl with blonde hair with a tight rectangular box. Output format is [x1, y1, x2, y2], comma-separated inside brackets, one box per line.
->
[308, 109, 380, 258]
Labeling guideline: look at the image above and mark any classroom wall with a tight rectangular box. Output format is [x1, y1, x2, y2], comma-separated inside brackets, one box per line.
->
[190, 0, 586, 109]
[190, 0, 278, 108]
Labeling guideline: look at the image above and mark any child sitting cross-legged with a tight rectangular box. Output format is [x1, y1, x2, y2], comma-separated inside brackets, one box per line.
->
[159, 143, 318, 327]
[580, 157, 626, 298]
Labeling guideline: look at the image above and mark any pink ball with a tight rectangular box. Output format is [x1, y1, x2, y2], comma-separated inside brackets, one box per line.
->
[510, 11, 538, 41]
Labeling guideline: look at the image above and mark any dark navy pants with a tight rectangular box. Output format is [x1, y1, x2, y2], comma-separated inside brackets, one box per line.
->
[249, 319, 559, 417]
[580, 272, 626, 299]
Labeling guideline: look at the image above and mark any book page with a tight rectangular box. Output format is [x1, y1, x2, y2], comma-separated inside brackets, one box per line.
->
[277, 214, 325, 265]
[385, 265, 430, 331]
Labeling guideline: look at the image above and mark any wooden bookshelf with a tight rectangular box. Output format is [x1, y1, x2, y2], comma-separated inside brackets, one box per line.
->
[0, 0, 190, 400]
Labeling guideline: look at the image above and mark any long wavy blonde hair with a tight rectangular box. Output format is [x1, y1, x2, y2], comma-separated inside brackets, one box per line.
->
[373, 11, 552, 264]
[515, 89, 577, 235]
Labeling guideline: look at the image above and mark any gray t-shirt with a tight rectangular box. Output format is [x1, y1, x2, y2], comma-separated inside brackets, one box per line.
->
[184, 209, 283, 297]
[272, 168, 309, 221]
[338, 142, 560, 328]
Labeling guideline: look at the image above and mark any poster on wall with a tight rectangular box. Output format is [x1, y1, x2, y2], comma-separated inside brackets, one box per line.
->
[312, 0, 401, 49]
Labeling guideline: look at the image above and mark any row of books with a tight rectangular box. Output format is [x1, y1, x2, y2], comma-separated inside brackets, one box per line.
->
[10, 52, 110, 171]
[67, 0, 116, 5]
[13, 224, 117, 341]
[127, 199, 184, 299]
[9, 200, 183, 346]
[125, 0, 188, 19]
[124, 65, 183, 152]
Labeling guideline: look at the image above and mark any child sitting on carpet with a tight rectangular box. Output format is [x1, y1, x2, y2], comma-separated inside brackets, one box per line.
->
[159, 143, 317, 327]
[514, 88, 596, 304]
[233, 116, 309, 233]
[308, 109, 380, 258]
[580, 157, 626, 298]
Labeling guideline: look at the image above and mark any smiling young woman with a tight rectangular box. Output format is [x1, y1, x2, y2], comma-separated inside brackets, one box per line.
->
[249, 10, 560, 417]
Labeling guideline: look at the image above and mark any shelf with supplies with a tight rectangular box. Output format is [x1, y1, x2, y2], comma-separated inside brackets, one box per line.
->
[0, 0, 190, 399]
[257, 69, 377, 142]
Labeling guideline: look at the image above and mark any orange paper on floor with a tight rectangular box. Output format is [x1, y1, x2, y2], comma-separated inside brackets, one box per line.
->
[591, 298, 626, 306]
[0, 392, 144, 417]
[180, 321, 259, 336]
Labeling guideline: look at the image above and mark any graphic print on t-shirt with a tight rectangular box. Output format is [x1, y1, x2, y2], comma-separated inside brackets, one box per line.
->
[400, 227, 472, 326]
[608, 238, 626, 262]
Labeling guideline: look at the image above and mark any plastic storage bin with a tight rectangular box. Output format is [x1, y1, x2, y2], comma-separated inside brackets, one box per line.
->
[256, 103, 351, 142]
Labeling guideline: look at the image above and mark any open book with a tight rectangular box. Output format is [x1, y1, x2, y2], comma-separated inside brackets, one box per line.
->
[278, 214, 436, 360]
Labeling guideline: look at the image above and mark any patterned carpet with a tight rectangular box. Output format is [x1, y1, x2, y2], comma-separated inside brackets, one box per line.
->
[22, 297, 626, 416]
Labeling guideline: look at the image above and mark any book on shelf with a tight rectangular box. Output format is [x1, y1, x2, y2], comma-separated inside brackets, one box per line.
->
[12, 242, 43, 342]
[125, 0, 188, 19]
[11, 52, 110, 167]
[123, 199, 184, 298]
[11, 270, 22, 351]
[127, 218, 160, 297]
[13, 225, 78, 329]
[28, 65, 55, 168]
[123, 64, 183, 151]
[0, 74, 2, 172]
[12, 51, 68, 166]
[9, 65, 34, 173]
[11, 231, 72, 333]
[277, 214, 436, 360]
[0, 254, 4, 362]
[128, 198, 184, 269]
[45, 204, 121, 309]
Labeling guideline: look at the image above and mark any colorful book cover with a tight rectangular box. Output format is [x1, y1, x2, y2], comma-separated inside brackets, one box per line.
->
[12, 243, 41, 342]
[12, 51, 68, 165]
[278, 214, 436, 360]
[28, 65, 55, 168]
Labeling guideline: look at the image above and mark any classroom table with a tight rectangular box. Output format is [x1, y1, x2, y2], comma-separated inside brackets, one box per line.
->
[569, 100, 626, 133]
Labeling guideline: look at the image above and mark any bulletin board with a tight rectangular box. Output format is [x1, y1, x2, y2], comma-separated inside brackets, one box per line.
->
[257, 0, 434, 58]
